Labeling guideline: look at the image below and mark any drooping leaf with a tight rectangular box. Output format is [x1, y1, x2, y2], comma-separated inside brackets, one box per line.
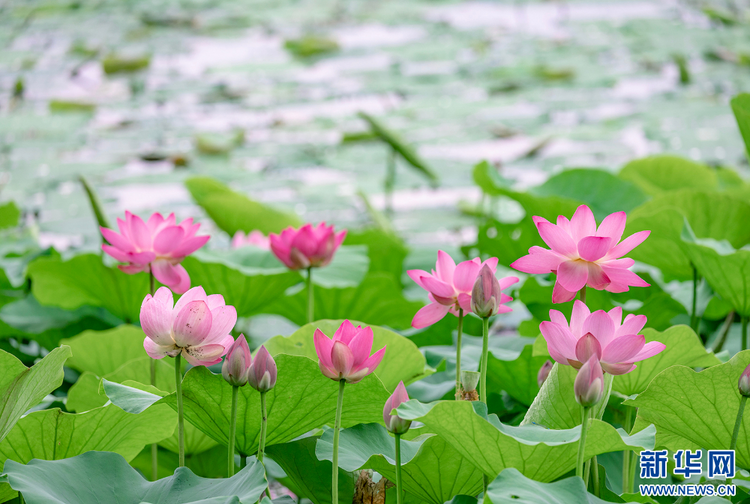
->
[521, 363, 598, 430]
[78, 175, 111, 230]
[485, 468, 614, 504]
[160, 355, 390, 457]
[185, 177, 300, 236]
[618, 155, 718, 195]
[263, 320, 427, 390]
[1, 451, 266, 504]
[395, 400, 654, 481]
[731, 93, 750, 159]
[626, 350, 750, 468]
[316, 423, 484, 504]
[0, 345, 71, 443]
[0, 202, 20, 230]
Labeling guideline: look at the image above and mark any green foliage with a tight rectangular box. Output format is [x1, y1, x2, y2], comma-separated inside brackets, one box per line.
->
[0, 202, 20, 230]
[732, 93, 750, 159]
[102, 54, 151, 74]
[618, 155, 718, 195]
[485, 468, 614, 504]
[486, 344, 548, 407]
[61, 325, 146, 376]
[284, 36, 339, 58]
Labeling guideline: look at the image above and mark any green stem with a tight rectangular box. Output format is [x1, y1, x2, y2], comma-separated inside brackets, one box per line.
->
[307, 267, 314, 324]
[240, 455, 247, 469]
[385, 147, 396, 216]
[332, 380, 346, 504]
[691, 266, 698, 332]
[576, 407, 591, 480]
[483, 474, 488, 499]
[395, 433, 403, 504]
[175, 354, 185, 466]
[743, 316, 748, 352]
[711, 311, 735, 353]
[455, 309, 464, 400]
[592, 455, 600, 496]
[149, 269, 158, 481]
[731, 395, 747, 451]
[622, 405, 634, 493]
[258, 391, 268, 464]
[480, 317, 490, 404]
[579, 286, 586, 304]
[228, 385, 238, 477]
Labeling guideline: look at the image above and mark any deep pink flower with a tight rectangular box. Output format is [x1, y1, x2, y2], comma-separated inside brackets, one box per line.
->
[408, 251, 518, 328]
[574, 355, 604, 408]
[247, 345, 277, 393]
[383, 381, 412, 434]
[140, 286, 237, 367]
[540, 300, 665, 375]
[101, 211, 209, 294]
[231, 230, 270, 250]
[222, 334, 251, 387]
[314, 320, 385, 384]
[510, 205, 650, 303]
[269, 222, 346, 270]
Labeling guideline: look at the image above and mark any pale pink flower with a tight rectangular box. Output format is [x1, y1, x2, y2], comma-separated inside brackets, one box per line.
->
[247, 346, 277, 393]
[510, 205, 650, 303]
[574, 355, 604, 408]
[314, 320, 385, 384]
[540, 300, 665, 375]
[231, 230, 270, 250]
[383, 381, 412, 434]
[101, 211, 209, 294]
[140, 286, 237, 367]
[408, 251, 518, 328]
[269, 222, 346, 270]
[222, 334, 251, 387]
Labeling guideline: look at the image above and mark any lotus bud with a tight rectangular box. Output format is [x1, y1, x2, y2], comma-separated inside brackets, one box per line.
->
[470, 264, 501, 318]
[383, 381, 412, 434]
[222, 334, 251, 387]
[740, 363, 750, 397]
[247, 345, 277, 393]
[537, 360, 553, 388]
[574, 333, 602, 368]
[574, 356, 604, 408]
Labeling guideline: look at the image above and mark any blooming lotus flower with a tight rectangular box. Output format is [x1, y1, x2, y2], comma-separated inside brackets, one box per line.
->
[383, 381, 412, 434]
[248, 346, 277, 393]
[510, 205, 650, 303]
[314, 320, 385, 384]
[540, 300, 665, 375]
[231, 230, 270, 250]
[537, 360, 553, 388]
[574, 355, 604, 408]
[140, 286, 237, 367]
[222, 334, 251, 387]
[101, 211, 209, 294]
[740, 364, 750, 397]
[269, 222, 346, 270]
[408, 251, 518, 328]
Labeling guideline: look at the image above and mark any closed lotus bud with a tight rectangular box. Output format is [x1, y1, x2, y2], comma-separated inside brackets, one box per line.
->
[739, 363, 750, 397]
[383, 381, 412, 434]
[247, 345, 277, 393]
[537, 360, 553, 388]
[471, 265, 502, 318]
[222, 334, 251, 387]
[574, 356, 604, 408]
[461, 370, 480, 392]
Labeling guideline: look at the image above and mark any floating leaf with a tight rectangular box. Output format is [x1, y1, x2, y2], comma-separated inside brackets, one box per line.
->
[618, 156, 717, 195]
[1, 451, 266, 504]
[48, 100, 96, 113]
[102, 54, 151, 74]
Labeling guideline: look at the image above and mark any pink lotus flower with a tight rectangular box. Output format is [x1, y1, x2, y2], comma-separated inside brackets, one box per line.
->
[269, 222, 346, 270]
[383, 381, 412, 434]
[247, 345, 277, 393]
[314, 320, 385, 384]
[574, 355, 604, 408]
[540, 300, 665, 375]
[101, 211, 209, 294]
[510, 205, 650, 303]
[231, 230, 270, 250]
[222, 334, 251, 387]
[740, 363, 750, 397]
[140, 286, 237, 367]
[408, 251, 518, 328]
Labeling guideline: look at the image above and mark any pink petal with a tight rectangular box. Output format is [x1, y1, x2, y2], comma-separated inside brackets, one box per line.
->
[537, 222, 576, 256]
[569, 205, 597, 243]
[498, 276, 519, 291]
[411, 302, 450, 328]
[575, 333, 603, 362]
[435, 250, 457, 283]
[170, 235, 210, 258]
[290, 224, 317, 258]
[169, 264, 191, 294]
[129, 213, 153, 251]
[631, 341, 666, 362]
[421, 276, 455, 299]
[152, 261, 189, 294]
[392, 381, 409, 406]
[144, 338, 173, 359]
[570, 301, 590, 338]
[618, 314, 647, 337]
[204, 305, 237, 344]
[153, 226, 185, 255]
[511, 248, 564, 274]
[334, 320, 357, 344]
[577, 236, 612, 262]
[100, 228, 135, 253]
[140, 293, 174, 346]
[556, 260, 589, 292]
[582, 311, 616, 349]
[146, 213, 165, 233]
[602, 334, 645, 363]
[456, 292, 472, 313]
[602, 362, 637, 375]
[481, 257, 499, 272]
[314, 329, 334, 368]
[184, 344, 226, 367]
[348, 326, 375, 367]
[552, 281, 577, 304]
[331, 341, 354, 376]
[601, 267, 650, 289]
[608, 230, 650, 258]
[119, 264, 149, 274]
[608, 306, 623, 328]
[354, 346, 386, 376]
[334, 230, 347, 249]
[586, 263, 611, 290]
[540, 321, 577, 364]
[269, 233, 293, 268]
[596, 211, 626, 244]
[453, 260, 481, 293]
[319, 360, 340, 381]
[173, 286, 207, 314]
[206, 294, 225, 310]
[549, 309, 569, 327]
[172, 300, 213, 347]
[407, 269, 431, 290]
[102, 244, 134, 263]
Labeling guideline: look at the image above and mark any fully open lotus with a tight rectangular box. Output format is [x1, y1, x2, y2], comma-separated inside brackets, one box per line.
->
[511, 205, 650, 303]
[540, 300, 665, 375]
[101, 211, 210, 294]
[140, 286, 237, 367]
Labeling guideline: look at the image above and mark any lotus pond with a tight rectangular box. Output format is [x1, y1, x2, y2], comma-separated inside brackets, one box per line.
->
[4, 0, 750, 503]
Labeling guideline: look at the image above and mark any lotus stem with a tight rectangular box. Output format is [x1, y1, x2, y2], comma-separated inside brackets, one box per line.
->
[149, 269, 158, 480]
[307, 267, 314, 324]
[228, 385, 239, 477]
[576, 407, 591, 481]
[622, 405, 634, 493]
[395, 433, 403, 504]
[480, 317, 490, 404]
[592, 455, 600, 496]
[455, 308, 464, 400]
[731, 395, 747, 451]
[175, 353, 185, 466]
[711, 311, 735, 353]
[332, 379, 346, 504]
[743, 316, 748, 352]
[579, 286, 586, 304]
[385, 147, 396, 216]
[258, 391, 268, 464]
